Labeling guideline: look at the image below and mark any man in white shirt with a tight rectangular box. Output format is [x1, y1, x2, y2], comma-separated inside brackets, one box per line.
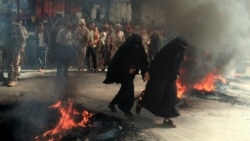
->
[110, 24, 125, 60]
[34, 22, 50, 72]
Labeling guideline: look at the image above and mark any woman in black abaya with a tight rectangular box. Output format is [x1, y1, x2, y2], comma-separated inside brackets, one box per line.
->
[103, 34, 150, 117]
[136, 37, 188, 127]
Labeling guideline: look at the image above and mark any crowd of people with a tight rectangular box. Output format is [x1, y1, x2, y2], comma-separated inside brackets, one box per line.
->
[2, 15, 169, 85]
[1, 15, 189, 128]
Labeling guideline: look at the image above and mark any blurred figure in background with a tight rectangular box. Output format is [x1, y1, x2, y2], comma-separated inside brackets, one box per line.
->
[148, 27, 161, 64]
[5, 18, 26, 87]
[110, 24, 125, 60]
[48, 21, 64, 67]
[34, 22, 50, 72]
[74, 18, 89, 75]
[56, 22, 75, 77]
[86, 21, 99, 72]
[17, 20, 29, 78]
[140, 27, 150, 59]
[125, 24, 134, 39]
[97, 24, 109, 71]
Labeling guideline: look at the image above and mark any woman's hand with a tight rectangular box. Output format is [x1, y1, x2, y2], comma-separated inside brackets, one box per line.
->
[129, 68, 136, 74]
[143, 72, 150, 82]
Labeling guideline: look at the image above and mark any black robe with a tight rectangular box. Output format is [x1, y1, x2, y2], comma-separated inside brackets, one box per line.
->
[103, 34, 149, 84]
[103, 34, 149, 113]
[140, 37, 187, 118]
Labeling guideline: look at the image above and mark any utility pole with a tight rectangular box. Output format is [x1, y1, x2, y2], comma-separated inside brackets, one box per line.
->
[41, 0, 45, 21]
[16, 0, 20, 19]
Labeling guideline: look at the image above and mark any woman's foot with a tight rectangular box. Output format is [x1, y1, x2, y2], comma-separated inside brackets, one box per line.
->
[108, 103, 117, 113]
[163, 119, 176, 128]
[38, 68, 45, 73]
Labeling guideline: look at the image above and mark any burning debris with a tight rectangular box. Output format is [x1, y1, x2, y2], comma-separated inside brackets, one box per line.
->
[35, 99, 94, 141]
[0, 99, 143, 141]
[177, 69, 229, 97]
[190, 89, 237, 103]
[175, 67, 249, 107]
[193, 72, 227, 92]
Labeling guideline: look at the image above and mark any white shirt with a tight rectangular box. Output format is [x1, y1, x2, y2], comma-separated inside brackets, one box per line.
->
[38, 32, 46, 47]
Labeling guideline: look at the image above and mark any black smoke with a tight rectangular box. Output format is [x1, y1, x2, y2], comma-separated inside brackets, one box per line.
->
[141, 0, 250, 86]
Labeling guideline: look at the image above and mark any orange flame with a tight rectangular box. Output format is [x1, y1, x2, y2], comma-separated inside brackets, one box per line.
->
[176, 78, 187, 98]
[36, 99, 94, 141]
[194, 72, 227, 92]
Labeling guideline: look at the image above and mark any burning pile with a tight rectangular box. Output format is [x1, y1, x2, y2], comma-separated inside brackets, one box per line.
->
[176, 69, 228, 98]
[193, 71, 227, 92]
[35, 99, 94, 141]
[0, 99, 141, 141]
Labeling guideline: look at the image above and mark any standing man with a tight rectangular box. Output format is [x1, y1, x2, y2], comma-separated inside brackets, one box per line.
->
[17, 20, 29, 77]
[74, 18, 89, 75]
[56, 22, 75, 77]
[5, 18, 26, 87]
[110, 24, 125, 60]
[125, 24, 134, 39]
[140, 27, 150, 58]
[86, 21, 99, 72]
[97, 24, 109, 71]
[34, 22, 50, 72]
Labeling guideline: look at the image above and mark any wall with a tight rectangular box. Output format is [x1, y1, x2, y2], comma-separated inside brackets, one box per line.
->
[109, 0, 132, 23]
[35, 0, 65, 22]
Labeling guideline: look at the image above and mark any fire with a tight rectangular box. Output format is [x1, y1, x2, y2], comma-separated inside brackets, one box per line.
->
[176, 78, 187, 98]
[193, 72, 227, 92]
[35, 99, 94, 141]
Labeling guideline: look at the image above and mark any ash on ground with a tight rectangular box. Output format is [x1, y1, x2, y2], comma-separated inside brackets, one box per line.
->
[0, 100, 151, 141]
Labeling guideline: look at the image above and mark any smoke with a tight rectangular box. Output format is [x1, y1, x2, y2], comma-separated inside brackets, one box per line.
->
[143, 0, 250, 85]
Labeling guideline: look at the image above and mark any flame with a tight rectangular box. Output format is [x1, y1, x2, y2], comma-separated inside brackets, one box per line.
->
[36, 99, 94, 141]
[194, 72, 227, 92]
[176, 78, 187, 98]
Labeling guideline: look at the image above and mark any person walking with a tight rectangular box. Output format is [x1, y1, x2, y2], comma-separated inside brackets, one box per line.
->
[135, 37, 188, 128]
[103, 33, 150, 117]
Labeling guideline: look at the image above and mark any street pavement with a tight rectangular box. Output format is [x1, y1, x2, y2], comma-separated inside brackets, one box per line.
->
[0, 68, 250, 141]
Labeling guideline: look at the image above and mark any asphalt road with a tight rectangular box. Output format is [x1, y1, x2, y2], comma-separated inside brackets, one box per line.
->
[0, 69, 250, 141]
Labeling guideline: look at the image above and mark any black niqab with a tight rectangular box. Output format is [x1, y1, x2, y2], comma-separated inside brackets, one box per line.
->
[140, 37, 187, 118]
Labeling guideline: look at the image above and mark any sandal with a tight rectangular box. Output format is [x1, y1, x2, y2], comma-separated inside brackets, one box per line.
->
[163, 119, 176, 128]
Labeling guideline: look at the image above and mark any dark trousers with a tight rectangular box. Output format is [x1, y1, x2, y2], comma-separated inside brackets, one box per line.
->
[55, 45, 75, 76]
[86, 46, 97, 70]
[6, 48, 21, 81]
[36, 47, 48, 69]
